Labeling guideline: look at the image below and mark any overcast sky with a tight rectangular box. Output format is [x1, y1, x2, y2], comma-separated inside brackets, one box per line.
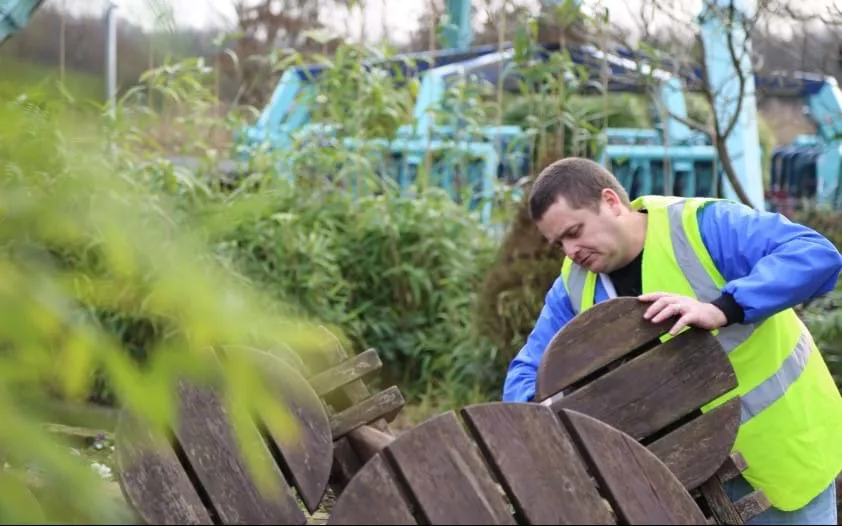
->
[72, 0, 838, 43]
[83, 0, 646, 41]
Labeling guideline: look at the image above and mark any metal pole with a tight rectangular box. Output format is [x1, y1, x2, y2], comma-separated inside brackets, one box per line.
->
[104, 0, 118, 118]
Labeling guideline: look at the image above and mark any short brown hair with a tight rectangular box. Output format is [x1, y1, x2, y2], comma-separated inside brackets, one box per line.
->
[528, 157, 630, 221]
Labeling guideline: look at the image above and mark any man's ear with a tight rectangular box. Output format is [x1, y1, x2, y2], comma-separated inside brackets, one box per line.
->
[601, 188, 624, 216]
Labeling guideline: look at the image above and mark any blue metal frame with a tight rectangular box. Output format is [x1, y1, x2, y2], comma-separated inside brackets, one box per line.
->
[0, 0, 44, 45]
[236, 0, 842, 221]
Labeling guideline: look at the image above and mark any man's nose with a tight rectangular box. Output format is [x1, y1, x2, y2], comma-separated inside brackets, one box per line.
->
[562, 240, 579, 259]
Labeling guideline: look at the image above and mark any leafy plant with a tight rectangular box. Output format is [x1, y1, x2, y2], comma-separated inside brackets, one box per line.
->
[0, 88, 337, 523]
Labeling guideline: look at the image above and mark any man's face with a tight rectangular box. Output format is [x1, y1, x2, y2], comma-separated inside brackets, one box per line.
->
[536, 190, 628, 274]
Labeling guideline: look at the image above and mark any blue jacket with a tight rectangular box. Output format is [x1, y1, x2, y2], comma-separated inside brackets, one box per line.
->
[501, 200, 842, 403]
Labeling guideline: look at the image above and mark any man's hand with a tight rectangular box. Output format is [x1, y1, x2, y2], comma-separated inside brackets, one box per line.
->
[638, 292, 728, 336]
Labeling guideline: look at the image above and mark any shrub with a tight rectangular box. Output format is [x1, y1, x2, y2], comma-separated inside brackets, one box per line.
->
[213, 178, 500, 402]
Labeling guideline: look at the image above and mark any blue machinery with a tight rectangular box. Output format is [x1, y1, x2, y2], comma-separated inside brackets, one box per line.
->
[238, 0, 842, 221]
[0, 0, 43, 45]
[3, 0, 841, 218]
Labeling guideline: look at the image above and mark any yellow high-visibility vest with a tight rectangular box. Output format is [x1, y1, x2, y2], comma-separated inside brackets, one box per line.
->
[561, 195, 842, 511]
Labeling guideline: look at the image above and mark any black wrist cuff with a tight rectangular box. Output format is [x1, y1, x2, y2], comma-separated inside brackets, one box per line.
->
[711, 292, 745, 326]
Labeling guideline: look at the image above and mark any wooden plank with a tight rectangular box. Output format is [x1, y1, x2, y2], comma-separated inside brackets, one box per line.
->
[114, 412, 213, 525]
[698, 477, 744, 525]
[536, 297, 674, 399]
[716, 452, 749, 483]
[561, 408, 707, 526]
[346, 425, 395, 464]
[386, 411, 515, 525]
[330, 386, 405, 439]
[460, 402, 615, 525]
[646, 398, 742, 490]
[315, 332, 391, 435]
[549, 328, 736, 442]
[249, 350, 334, 513]
[330, 437, 363, 490]
[308, 349, 382, 397]
[326, 454, 418, 525]
[735, 490, 772, 523]
[173, 380, 306, 525]
[314, 330, 396, 493]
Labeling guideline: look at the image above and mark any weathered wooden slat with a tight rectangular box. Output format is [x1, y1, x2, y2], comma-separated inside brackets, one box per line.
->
[346, 425, 395, 465]
[646, 398, 741, 490]
[308, 348, 382, 397]
[316, 329, 390, 434]
[173, 380, 306, 525]
[561, 408, 707, 525]
[460, 402, 615, 525]
[549, 328, 736, 442]
[115, 413, 213, 525]
[315, 330, 395, 492]
[386, 411, 515, 525]
[716, 452, 749, 483]
[248, 350, 334, 513]
[326, 454, 418, 525]
[329, 386, 405, 439]
[735, 489, 772, 523]
[330, 438, 363, 492]
[536, 298, 674, 398]
[698, 476, 744, 525]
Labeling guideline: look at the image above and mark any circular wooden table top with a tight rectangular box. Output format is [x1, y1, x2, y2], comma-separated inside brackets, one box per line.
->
[328, 401, 708, 525]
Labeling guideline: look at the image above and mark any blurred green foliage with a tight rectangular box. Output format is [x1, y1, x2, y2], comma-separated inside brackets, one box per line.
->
[0, 76, 338, 522]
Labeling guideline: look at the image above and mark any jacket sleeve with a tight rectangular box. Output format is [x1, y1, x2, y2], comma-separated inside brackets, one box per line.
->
[699, 200, 842, 324]
[501, 275, 577, 402]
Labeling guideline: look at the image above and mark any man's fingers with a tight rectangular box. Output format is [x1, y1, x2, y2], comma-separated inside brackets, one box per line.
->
[638, 292, 671, 302]
[643, 295, 679, 320]
[669, 313, 694, 336]
[650, 302, 685, 324]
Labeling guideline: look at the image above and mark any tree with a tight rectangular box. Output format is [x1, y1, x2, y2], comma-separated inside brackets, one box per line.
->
[624, 0, 842, 208]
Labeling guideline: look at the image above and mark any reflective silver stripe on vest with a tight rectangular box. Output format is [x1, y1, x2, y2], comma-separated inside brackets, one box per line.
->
[666, 201, 757, 354]
[566, 264, 588, 314]
[740, 330, 813, 424]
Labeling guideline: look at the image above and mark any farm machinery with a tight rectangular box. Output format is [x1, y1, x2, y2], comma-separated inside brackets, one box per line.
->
[236, 0, 842, 221]
[3, 0, 841, 220]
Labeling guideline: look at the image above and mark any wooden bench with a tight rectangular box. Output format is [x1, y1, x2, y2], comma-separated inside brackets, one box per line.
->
[114, 335, 406, 524]
[288, 328, 406, 492]
[534, 297, 772, 525]
[327, 402, 710, 524]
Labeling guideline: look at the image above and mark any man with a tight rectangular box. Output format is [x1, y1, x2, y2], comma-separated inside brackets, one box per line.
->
[502, 157, 842, 525]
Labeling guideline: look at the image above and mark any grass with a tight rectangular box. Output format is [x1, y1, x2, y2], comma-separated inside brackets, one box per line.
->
[0, 54, 104, 102]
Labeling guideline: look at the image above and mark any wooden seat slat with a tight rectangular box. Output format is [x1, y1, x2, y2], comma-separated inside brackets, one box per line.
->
[116, 349, 335, 525]
[115, 413, 214, 525]
[548, 327, 737, 442]
[647, 398, 741, 490]
[562, 409, 708, 525]
[386, 411, 515, 525]
[173, 380, 306, 525]
[461, 402, 615, 525]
